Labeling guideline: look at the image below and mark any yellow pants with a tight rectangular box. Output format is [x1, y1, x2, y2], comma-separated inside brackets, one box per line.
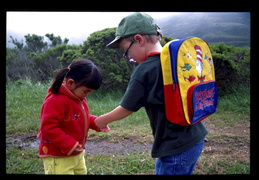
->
[42, 151, 87, 175]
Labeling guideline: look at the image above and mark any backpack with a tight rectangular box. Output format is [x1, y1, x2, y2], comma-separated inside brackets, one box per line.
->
[160, 37, 218, 126]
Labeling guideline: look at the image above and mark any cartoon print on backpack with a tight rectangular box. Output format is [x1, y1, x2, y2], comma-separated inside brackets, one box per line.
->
[204, 53, 213, 75]
[183, 75, 196, 83]
[183, 51, 193, 58]
[193, 45, 203, 75]
[182, 45, 213, 82]
[193, 45, 205, 82]
[180, 63, 192, 71]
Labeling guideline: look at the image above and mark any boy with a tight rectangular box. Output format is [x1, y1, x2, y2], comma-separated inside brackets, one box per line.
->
[95, 12, 208, 175]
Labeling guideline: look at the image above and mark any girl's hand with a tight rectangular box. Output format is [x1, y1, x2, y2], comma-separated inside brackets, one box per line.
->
[72, 144, 84, 154]
[95, 115, 109, 129]
[100, 125, 110, 132]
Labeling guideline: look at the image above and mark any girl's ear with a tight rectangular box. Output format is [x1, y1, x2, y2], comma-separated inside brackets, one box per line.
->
[66, 78, 76, 90]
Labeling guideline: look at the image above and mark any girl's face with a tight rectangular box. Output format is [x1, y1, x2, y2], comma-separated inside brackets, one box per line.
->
[72, 85, 94, 99]
[66, 79, 94, 100]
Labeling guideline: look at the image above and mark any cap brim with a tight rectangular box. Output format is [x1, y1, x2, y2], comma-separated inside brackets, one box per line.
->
[106, 36, 121, 48]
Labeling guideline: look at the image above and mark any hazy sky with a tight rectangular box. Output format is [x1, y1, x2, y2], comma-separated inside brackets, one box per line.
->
[6, 12, 177, 45]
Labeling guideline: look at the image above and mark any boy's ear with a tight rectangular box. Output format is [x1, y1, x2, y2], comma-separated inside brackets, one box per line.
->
[134, 34, 145, 46]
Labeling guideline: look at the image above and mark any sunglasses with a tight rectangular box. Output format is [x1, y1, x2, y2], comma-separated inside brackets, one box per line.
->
[122, 41, 135, 62]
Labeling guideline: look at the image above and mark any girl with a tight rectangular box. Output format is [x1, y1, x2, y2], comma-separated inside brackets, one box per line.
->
[37, 59, 109, 174]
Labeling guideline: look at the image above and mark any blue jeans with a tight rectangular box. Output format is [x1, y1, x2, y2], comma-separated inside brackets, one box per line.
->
[155, 139, 204, 175]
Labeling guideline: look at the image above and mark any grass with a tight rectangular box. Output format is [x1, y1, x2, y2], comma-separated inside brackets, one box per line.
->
[86, 152, 155, 175]
[6, 79, 250, 174]
[6, 147, 43, 174]
[208, 83, 250, 127]
[6, 78, 49, 135]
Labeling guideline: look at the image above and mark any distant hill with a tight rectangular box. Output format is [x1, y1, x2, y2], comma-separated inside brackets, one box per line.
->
[155, 12, 250, 47]
[7, 12, 250, 48]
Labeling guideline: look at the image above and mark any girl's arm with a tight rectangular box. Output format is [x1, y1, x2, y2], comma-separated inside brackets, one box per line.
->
[95, 106, 133, 129]
[40, 100, 79, 155]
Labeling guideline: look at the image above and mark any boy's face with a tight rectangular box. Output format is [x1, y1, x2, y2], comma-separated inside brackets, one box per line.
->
[119, 35, 146, 63]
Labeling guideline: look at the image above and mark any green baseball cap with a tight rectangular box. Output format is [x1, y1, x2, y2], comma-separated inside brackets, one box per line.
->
[106, 12, 162, 48]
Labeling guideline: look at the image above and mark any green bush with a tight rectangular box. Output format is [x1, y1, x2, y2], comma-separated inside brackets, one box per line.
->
[6, 30, 250, 94]
[210, 43, 250, 96]
[81, 28, 135, 90]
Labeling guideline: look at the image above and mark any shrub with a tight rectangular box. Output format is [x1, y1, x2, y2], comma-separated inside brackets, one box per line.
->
[7, 31, 250, 95]
[210, 43, 250, 96]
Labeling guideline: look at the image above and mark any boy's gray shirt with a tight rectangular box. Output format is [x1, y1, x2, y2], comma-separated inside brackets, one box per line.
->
[120, 54, 208, 158]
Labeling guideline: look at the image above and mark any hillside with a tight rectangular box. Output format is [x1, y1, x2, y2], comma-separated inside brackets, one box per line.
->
[7, 12, 250, 48]
[156, 12, 250, 47]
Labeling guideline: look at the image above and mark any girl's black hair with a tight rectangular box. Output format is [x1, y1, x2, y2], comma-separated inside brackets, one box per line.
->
[51, 59, 102, 94]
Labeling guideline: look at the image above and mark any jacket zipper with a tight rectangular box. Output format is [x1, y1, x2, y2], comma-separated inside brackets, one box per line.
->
[80, 101, 88, 145]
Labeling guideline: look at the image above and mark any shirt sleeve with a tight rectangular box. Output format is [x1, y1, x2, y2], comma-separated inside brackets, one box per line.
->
[120, 77, 148, 112]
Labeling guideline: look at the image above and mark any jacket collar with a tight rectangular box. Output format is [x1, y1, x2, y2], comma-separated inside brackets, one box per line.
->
[60, 83, 82, 102]
[46, 81, 82, 102]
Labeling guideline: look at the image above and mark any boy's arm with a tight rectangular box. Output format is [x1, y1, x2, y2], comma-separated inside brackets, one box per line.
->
[95, 106, 133, 129]
[89, 114, 110, 132]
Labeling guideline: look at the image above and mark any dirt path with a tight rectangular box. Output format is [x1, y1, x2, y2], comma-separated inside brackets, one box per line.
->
[6, 118, 250, 175]
[6, 119, 250, 164]
[6, 135, 153, 155]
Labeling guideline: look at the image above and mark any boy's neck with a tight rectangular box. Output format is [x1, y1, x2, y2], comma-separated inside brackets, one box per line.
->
[141, 42, 163, 62]
[145, 42, 162, 56]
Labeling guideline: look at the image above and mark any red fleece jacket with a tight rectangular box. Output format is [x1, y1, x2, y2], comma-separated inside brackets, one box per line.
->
[38, 84, 102, 158]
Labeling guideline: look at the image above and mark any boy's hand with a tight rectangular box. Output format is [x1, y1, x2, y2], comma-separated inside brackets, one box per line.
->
[95, 116, 108, 129]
